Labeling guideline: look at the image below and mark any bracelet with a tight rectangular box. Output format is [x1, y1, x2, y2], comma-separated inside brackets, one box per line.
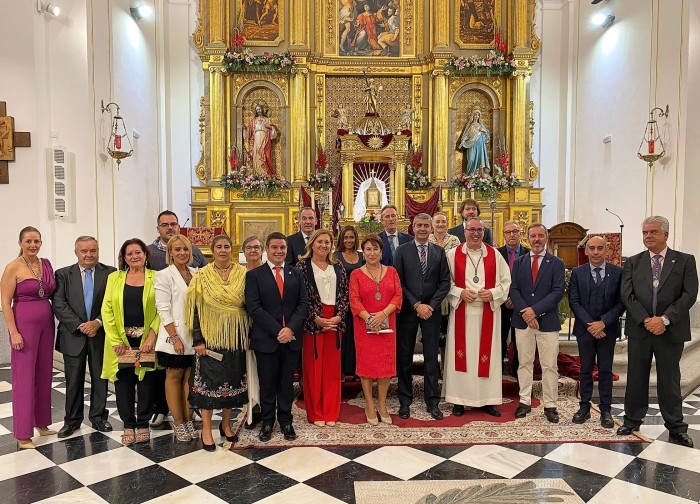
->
[366, 314, 374, 322]
[166, 334, 181, 344]
[381, 310, 388, 318]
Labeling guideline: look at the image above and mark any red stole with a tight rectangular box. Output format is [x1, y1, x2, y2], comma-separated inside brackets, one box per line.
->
[454, 244, 496, 377]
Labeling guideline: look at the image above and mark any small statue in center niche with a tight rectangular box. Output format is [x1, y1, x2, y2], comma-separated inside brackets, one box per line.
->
[245, 102, 278, 176]
[363, 76, 383, 115]
[458, 109, 491, 176]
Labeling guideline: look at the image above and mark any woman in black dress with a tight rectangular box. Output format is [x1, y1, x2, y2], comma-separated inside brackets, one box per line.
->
[333, 226, 364, 381]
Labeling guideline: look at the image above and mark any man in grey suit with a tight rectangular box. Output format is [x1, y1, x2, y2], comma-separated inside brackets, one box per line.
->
[617, 216, 698, 447]
[394, 213, 451, 419]
[53, 236, 116, 438]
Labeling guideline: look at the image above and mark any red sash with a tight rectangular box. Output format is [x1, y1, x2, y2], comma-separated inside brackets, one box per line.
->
[454, 244, 497, 377]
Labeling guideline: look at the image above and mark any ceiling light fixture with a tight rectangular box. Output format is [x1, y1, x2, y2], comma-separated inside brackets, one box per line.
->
[592, 13, 615, 29]
[37, 1, 60, 16]
[130, 4, 153, 21]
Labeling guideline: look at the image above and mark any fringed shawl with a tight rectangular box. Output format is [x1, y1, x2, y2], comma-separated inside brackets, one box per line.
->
[185, 263, 250, 351]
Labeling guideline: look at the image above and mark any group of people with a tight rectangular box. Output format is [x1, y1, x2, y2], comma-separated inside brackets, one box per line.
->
[1, 202, 696, 450]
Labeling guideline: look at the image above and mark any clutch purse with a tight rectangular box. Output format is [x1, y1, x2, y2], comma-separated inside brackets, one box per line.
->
[117, 349, 156, 369]
[365, 313, 391, 333]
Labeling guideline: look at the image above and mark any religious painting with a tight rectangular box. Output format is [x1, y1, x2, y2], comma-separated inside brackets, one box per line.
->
[338, 0, 401, 57]
[239, 0, 284, 46]
[455, 0, 500, 49]
[0, 116, 14, 161]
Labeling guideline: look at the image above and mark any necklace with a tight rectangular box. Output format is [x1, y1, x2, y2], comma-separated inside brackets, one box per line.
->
[366, 265, 384, 301]
[467, 248, 483, 283]
[213, 263, 232, 281]
[22, 255, 44, 298]
[177, 267, 192, 285]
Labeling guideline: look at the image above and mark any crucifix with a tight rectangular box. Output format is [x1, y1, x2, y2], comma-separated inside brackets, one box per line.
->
[0, 101, 32, 184]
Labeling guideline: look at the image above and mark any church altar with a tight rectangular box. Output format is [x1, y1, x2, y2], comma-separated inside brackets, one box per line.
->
[190, 0, 544, 249]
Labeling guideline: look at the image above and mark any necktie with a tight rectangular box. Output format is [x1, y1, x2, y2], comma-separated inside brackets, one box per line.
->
[508, 248, 516, 271]
[388, 235, 396, 257]
[304, 235, 309, 244]
[652, 254, 661, 315]
[593, 267, 603, 285]
[274, 266, 284, 298]
[531, 255, 539, 284]
[84, 268, 94, 318]
[419, 244, 427, 275]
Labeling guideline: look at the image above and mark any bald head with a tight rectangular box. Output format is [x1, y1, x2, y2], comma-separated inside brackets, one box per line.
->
[585, 236, 607, 267]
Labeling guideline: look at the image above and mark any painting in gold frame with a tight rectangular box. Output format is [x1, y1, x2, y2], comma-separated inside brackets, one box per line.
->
[338, 0, 402, 57]
[455, 0, 500, 49]
[239, 0, 284, 46]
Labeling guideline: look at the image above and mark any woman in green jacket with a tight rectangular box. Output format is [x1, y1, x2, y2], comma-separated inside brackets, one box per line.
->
[102, 238, 160, 445]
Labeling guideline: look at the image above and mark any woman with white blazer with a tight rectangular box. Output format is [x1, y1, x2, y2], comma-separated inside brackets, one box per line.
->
[154, 235, 198, 442]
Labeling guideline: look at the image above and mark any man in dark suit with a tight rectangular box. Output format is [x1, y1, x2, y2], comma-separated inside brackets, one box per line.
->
[617, 216, 698, 447]
[394, 213, 451, 419]
[53, 236, 116, 437]
[378, 204, 412, 266]
[497, 220, 530, 376]
[286, 206, 316, 267]
[246, 232, 309, 442]
[569, 236, 625, 428]
[509, 223, 566, 423]
[448, 198, 493, 246]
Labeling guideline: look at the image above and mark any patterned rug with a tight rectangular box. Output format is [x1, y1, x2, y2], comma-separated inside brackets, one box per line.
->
[231, 377, 644, 449]
[355, 479, 583, 504]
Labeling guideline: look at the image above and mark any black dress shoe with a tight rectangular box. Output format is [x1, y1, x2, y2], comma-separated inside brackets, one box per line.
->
[544, 407, 559, 423]
[482, 405, 501, 417]
[669, 432, 694, 448]
[514, 403, 531, 418]
[398, 405, 410, 419]
[281, 424, 297, 441]
[452, 405, 465, 416]
[572, 408, 591, 424]
[259, 424, 273, 442]
[202, 440, 216, 452]
[600, 411, 615, 429]
[91, 420, 113, 432]
[57, 424, 80, 438]
[428, 406, 444, 420]
[244, 411, 262, 430]
[218, 422, 238, 442]
[616, 424, 639, 436]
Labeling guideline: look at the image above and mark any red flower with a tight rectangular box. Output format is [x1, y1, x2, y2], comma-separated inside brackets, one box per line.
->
[499, 42, 506, 54]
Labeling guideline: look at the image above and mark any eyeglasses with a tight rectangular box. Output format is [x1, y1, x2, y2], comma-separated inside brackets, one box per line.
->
[244, 245, 262, 251]
[503, 230, 520, 235]
[466, 228, 484, 234]
[158, 223, 179, 229]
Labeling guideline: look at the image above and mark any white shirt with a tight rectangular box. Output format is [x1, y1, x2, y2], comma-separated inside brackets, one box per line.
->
[311, 262, 337, 305]
[267, 261, 285, 281]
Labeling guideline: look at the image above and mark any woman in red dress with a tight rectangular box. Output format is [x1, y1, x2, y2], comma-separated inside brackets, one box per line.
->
[349, 233, 402, 425]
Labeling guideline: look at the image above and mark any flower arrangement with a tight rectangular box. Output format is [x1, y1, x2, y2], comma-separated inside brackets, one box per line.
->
[358, 210, 384, 234]
[405, 148, 432, 190]
[450, 153, 520, 199]
[222, 48, 296, 74]
[445, 29, 515, 76]
[558, 268, 573, 325]
[220, 145, 289, 198]
[308, 147, 337, 191]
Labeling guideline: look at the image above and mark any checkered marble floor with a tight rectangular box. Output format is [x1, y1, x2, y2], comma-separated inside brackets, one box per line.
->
[0, 367, 699, 503]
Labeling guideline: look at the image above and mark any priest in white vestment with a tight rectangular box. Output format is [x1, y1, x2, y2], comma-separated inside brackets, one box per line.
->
[444, 217, 511, 417]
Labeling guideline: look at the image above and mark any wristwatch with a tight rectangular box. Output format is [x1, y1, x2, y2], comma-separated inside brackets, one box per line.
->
[661, 315, 670, 326]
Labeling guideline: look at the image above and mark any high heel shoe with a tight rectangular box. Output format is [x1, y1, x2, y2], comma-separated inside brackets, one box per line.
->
[202, 440, 217, 452]
[378, 412, 392, 425]
[17, 439, 35, 450]
[366, 412, 379, 426]
[36, 427, 57, 436]
[218, 422, 238, 442]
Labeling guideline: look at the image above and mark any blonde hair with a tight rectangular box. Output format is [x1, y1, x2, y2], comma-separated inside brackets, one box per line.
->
[165, 234, 193, 265]
[299, 229, 338, 264]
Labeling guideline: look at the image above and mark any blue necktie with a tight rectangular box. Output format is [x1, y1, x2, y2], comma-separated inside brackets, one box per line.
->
[594, 267, 602, 285]
[419, 244, 427, 275]
[388, 235, 396, 257]
[84, 268, 94, 319]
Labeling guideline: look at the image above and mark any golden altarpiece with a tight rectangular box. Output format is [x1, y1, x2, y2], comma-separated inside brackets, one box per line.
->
[191, 0, 543, 249]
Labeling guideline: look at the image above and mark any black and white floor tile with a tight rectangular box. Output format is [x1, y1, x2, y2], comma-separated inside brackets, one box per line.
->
[0, 366, 699, 503]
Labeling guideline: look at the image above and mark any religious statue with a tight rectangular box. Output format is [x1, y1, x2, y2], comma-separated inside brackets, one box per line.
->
[363, 76, 383, 115]
[331, 105, 351, 131]
[397, 107, 414, 132]
[458, 109, 491, 176]
[245, 102, 278, 176]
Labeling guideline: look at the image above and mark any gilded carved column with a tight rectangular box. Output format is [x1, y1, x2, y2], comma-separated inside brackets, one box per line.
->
[289, 0, 308, 47]
[514, 0, 529, 49]
[209, 65, 226, 181]
[290, 67, 309, 182]
[511, 70, 529, 182]
[433, 0, 450, 48]
[394, 160, 406, 216]
[432, 70, 449, 182]
[342, 157, 353, 218]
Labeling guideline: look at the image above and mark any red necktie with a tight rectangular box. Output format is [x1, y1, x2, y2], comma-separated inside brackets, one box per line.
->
[274, 266, 284, 298]
[508, 249, 516, 271]
[531, 255, 539, 284]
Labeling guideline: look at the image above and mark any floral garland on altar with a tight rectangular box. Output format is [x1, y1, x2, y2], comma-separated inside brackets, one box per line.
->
[405, 148, 432, 190]
[222, 28, 296, 74]
[445, 30, 515, 76]
[220, 146, 289, 198]
[358, 210, 384, 234]
[308, 147, 337, 191]
[450, 152, 520, 200]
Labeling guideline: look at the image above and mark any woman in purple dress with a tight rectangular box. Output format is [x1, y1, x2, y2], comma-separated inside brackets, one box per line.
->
[1, 227, 57, 449]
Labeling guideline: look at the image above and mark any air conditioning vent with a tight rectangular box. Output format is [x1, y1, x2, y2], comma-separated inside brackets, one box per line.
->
[46, 148, 76, 222]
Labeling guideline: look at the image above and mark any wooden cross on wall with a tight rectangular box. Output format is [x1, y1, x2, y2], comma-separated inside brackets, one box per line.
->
[0, 101, 32, 184]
